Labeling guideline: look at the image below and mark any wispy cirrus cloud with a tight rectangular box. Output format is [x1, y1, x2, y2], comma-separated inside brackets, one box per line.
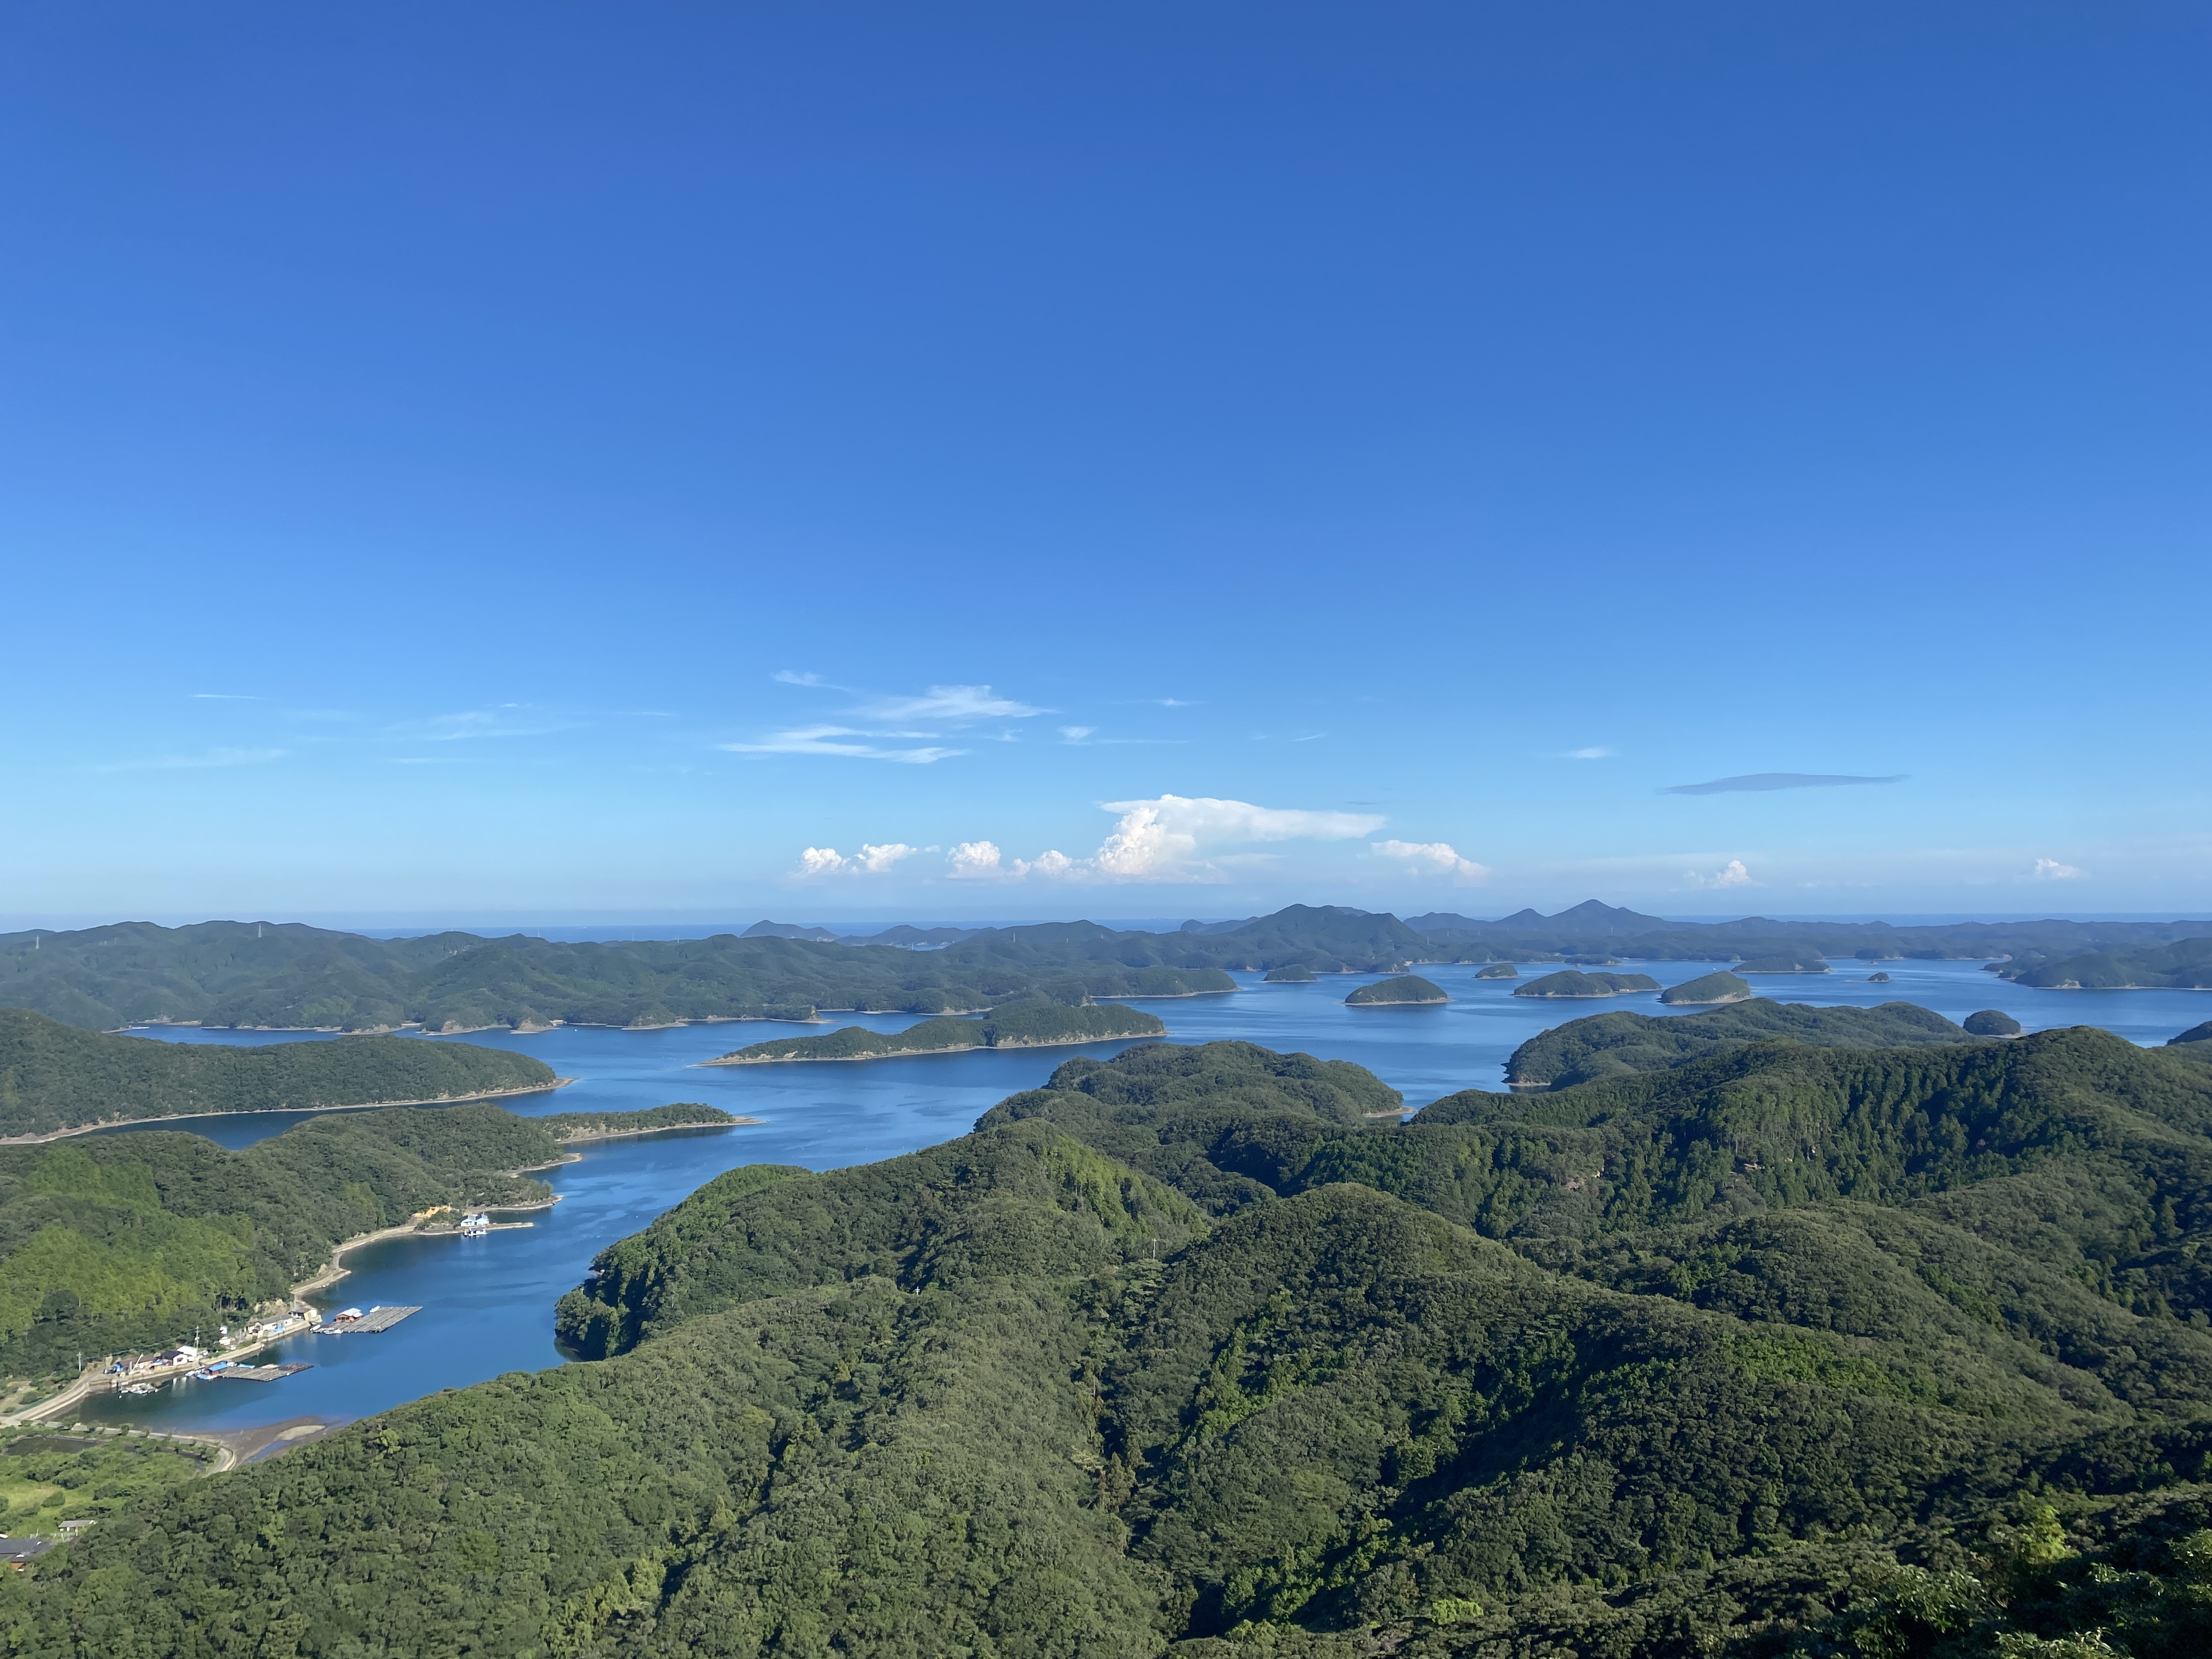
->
[732, 677, 1044, 763]
[851, 684, 1042, 721]
[403, 704, 574, 742]
[1663, 772, 1904, 795]
[1566, 746, 1615, 760]
[726, 725, 963, 764]
[188, 692, 262, 701]
[94, 747, 286, 772]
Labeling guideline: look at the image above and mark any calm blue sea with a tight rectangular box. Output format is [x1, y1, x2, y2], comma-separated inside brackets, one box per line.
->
[74, 958, 2210, 1436]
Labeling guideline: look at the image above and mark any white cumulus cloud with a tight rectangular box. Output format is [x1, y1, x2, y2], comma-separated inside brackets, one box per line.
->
[936, 795, 1386, 885]
[794, 842, 922, 878]
[946, 840, 1006, 879]
[1685, 859, 1754, 889]
[2034, 857, 2084, 881]
[1372, 839, 1491, 884]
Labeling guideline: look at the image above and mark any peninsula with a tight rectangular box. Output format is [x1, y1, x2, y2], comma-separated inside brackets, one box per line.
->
[708, 1001, 1165, 1064]
[0, 1008, 556, 1141]
[0, 1101, 702, 1385]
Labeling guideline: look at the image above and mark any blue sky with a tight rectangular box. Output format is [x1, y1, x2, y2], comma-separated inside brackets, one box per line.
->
[3, 3, 2207, 927]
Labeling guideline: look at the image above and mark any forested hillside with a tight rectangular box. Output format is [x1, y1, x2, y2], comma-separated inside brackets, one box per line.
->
[14, 1032, 2212, 1655]
[0, 1008, 555, 1138]
[1404, 900, 2212, 968]
[1999, 937, 2212, 990]
[0, 921, 1236, 1032]
[1502, 997, 1972, 1087]
[0, 1103, 689, 1380]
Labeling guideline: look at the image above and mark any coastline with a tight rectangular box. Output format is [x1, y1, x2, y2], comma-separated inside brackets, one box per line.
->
[0, 1077, 576, 1147]
[705, 1031, 1159, 1066]
[553, 1118, 761, 1141]
[7, 1204, 551, 1425]
[290, 1204, 551, 1297]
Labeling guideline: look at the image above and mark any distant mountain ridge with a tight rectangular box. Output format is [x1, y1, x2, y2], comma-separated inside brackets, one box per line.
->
[8, 905, 2210, 1035]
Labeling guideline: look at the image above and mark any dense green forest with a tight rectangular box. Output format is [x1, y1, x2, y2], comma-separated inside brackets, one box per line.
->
[13, 1031, 2212, 1655]
[1, 1427, 216, 1539]
[1658, 970, 1752, 1005]
[0, 1009, 555, 1138]
[1999, 937, 2212, 991]
[712, 1001, 1166, 1064]
[0, 1103, 692, 1381]
[1345, 975, 1447, 1006]
[0, 921, 1235, 1033]
[1504, 997, 1973, 1087]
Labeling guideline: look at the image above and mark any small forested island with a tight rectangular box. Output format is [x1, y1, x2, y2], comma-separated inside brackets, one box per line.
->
[1733, 950, 1830, 973]
[1344, 974, 1448, 1006]
[41, 1032, 2212, 1657]
[0, 1008, 557, 1140]
[1964, 1008, 2025, 1037]
[1262, 963, 1317, 983]
[1511, 968, 1660, 999]
[708, 998, 1165, 1063]
[1474, 962, 1519, 979]
[1657, 969, 1752, 1006]
[1866, 970, 1892, 983]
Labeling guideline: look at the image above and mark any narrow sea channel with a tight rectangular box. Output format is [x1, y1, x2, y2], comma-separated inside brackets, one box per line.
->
[76, 958, 2210, 1438]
